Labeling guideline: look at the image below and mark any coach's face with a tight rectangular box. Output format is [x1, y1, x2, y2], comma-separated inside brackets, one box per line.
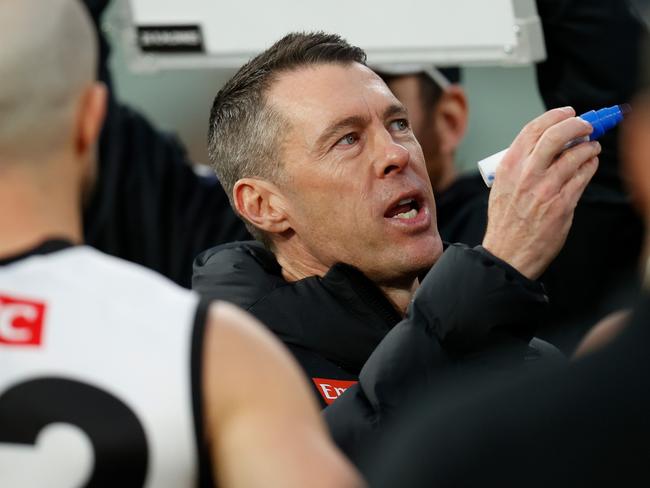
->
[269, 62, 442, 285]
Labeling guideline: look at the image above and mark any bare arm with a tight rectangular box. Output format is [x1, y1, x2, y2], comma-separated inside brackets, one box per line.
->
[202, 302, 364, 488]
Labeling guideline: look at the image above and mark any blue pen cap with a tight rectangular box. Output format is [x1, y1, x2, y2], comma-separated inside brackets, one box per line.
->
[579, 104, 631, 140]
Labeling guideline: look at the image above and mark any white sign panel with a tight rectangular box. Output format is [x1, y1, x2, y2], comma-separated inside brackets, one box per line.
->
[120, 0, 545, 70]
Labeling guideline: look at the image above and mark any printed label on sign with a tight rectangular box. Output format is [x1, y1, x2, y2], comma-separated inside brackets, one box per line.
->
[137, 25, 205, 53]
[312, 378, 358, 405]
[0, 294, 46, 346]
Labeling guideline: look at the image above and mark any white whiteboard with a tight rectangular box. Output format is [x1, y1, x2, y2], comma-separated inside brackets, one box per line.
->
[118, 0, 545, 70]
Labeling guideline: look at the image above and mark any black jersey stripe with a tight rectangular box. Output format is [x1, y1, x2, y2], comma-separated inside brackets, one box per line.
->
[0, 239, 73, 266]
[190, 297, 215, 488]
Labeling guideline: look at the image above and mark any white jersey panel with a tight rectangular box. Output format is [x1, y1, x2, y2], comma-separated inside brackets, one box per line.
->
[0, 246, 201, 487]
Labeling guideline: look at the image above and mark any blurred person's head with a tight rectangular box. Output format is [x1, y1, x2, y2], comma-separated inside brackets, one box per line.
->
[0, 0, 106, 248]
[622, 93, 650, 220]
[622, 2, 650, 274]
[374, 66, 468, 192]
[623, 0, 650, 214]
[208, 32, 442, 305]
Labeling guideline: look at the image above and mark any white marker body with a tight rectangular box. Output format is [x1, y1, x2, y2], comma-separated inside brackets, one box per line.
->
[477, 135, 591, 188]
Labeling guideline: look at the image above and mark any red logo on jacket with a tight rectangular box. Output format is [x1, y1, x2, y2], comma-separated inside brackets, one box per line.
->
[0, 294, 46, 346]
[312, 378, 358, 405]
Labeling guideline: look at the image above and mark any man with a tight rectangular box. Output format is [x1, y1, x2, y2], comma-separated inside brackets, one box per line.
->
[193, 32, 600, 459]
[0, 2, 361, 487]
[374, 64, 489, 245]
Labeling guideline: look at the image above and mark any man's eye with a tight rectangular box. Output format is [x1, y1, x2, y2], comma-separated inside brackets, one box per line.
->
[390, 119, 409, 131]
[337, 133, 359, 146]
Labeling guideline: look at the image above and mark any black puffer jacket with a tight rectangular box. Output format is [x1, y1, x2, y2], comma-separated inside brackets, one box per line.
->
[193, 241, 562, 462]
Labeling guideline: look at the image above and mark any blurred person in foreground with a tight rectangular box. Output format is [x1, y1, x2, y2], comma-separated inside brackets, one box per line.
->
[193, 31, 601, 461]
[0, 2, 361, 487]
[366, 291, 650, 487]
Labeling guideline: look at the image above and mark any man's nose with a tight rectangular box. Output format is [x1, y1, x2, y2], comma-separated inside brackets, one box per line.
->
[375, 135, 410, 177]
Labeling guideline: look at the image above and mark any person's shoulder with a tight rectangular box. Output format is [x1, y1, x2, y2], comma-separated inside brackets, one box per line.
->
[192, 240, 284, 307]
[56, 246, 197, 307]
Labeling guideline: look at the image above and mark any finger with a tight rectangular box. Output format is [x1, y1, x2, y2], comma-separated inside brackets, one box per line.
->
[528, 116, 593, 172]
[508, 107, 576, 162]
[548, 141, 601, 191]
[559, 157, 599, 207]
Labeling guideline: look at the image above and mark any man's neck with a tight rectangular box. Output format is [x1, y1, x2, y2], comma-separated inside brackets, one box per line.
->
[274, 240, 419, 316]
[0, 170, 82, 258]
[275, 245, 330, 283]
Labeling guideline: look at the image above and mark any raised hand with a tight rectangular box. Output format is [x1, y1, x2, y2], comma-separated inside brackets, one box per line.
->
[482, 107, 601, 280]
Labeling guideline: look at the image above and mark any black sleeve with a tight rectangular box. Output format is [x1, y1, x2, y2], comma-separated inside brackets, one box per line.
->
[324, 244, 549, 462]
[365, 295, 650, 488]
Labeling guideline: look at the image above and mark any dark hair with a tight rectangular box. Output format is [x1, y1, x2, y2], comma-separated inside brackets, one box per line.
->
[378, 67, 461, 113]
[207, 32, 367, 243]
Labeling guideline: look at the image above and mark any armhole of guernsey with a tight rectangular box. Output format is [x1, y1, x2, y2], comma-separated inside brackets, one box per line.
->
[191, 298, 215, 488]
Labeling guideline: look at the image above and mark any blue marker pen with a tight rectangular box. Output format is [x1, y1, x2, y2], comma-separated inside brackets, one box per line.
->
[478, 104, 631, 187]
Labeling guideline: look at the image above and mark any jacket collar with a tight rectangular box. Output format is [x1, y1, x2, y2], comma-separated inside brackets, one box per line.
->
[197, 241, 403, 374]
[264, 260, 403, 373]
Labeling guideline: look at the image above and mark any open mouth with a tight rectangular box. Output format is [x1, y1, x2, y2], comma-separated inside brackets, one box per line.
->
[384, 197, 421, 220]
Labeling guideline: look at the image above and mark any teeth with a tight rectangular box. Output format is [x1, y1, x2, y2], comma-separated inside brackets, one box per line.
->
[397, 198, 414, 206]
[393, 208, 418, 220]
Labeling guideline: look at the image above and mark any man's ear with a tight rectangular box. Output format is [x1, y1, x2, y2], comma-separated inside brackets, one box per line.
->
[432, 85, 468, 155]
[233, 178, 292, 235]
[75, 81, 107, 159]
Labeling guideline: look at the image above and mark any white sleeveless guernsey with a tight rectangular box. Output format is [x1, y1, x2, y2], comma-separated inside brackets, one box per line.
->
[0, 244, 205, 488]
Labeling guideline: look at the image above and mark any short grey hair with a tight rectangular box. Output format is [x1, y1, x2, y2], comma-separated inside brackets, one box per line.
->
[0, 0, 97, 161]
[207, 32, 367, 243]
